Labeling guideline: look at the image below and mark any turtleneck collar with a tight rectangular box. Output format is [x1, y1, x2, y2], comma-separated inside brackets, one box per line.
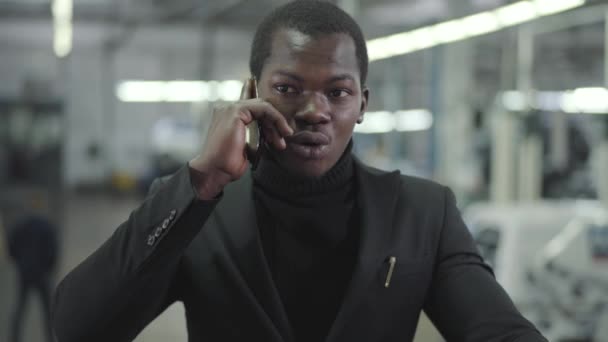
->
[253, 141, 354, 198]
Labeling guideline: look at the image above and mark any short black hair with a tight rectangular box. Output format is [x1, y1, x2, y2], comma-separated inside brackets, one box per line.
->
[249, 0, 368, 85]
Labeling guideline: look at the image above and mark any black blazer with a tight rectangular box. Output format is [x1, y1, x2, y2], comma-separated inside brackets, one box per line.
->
[52, 159, 546, 342]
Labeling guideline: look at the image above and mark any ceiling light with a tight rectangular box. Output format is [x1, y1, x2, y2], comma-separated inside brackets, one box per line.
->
[395, 109, 434, 131]
[461, 12, 502, 37]
[116, 80, 246, 103]
[355, 109, 434, 133]
[52, 0, 72, 20]
[218, 80, 244, 101]
[355, 111, 395, 134]
[408, 27, 437, 50]
[502, 91, 529, 111]
[206, 81, 220, 102]
[367, 0, 586, 62]
[534, 0, 585, 15]
[368, 33, 417, 61]
[52, 0, 73, 58]
[165, 81, 209, 102]
[53, 21, 72, 58]
[432, 20, 468, 44]
[494, 1, 538, 27]
[561, 87, 608, 114]
[501, 88, 608, 114]
[117, 81, 166, 102]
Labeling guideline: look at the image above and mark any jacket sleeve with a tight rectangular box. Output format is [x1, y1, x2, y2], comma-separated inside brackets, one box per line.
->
[423, 187, 547, 342]
[52, 165, 220, 342]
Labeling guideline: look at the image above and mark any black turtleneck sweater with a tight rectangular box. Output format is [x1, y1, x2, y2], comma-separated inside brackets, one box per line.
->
[252, 146, 360, 342]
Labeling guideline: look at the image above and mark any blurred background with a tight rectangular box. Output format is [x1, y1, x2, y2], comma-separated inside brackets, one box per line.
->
[2, 0, 608, 341]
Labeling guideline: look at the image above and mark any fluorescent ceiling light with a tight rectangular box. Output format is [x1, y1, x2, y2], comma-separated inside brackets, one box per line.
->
[52, 0, 73, 58]
[461, 12, 502, 37]
[355, 111, 395, 134]
[502, 91, 529, 111]
[495, 1, 538, 27]
[395, 109, 434, 132]
[367, 0, 585, 62]
[355, 109, 434, 134]
[534, 0, 585, 15]
[501, 88, 608, 114]
[367, 33, 416, 61]
[384, 32, 417, 57]
[165, 81, 209, 102]
[116, 80, 244, 103]
[561, 87, 608, 114]
[53, 21, 72, 58]
[367, 39, 394, 61]
[408, 27, 437, 50]
[432, 20, 468, 44]
[52, 0, 72, 20]
[117, 81, 166, 102]
[219, 80, 244, 101]
[206, 81, 220, 101]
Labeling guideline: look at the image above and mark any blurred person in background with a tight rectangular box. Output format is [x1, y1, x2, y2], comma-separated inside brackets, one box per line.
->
[0, 212, 6, 258]
[7, 193, 58, 342]
[52, 2, 547, 341]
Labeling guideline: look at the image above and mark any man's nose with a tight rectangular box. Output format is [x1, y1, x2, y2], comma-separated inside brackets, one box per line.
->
[294, 92, 331, 125]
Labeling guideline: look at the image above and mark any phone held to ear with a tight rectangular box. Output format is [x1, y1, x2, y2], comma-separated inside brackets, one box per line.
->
[245, 77, 264, 169]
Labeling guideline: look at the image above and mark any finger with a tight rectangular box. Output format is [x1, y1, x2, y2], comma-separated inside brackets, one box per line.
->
[245, 101, 293, 137]
[240, 79, 253, 100]
[260, 122, 286, 150]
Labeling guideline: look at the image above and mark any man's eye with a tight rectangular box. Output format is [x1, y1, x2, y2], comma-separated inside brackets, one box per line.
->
[329, 89, 349, 98]
[275, 85, 297, 94]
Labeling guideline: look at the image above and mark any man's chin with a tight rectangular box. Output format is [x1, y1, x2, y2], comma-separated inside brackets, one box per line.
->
[286, 143, 330, 160]
[279, 156, 332, 179]
[263, 145, 336, 178]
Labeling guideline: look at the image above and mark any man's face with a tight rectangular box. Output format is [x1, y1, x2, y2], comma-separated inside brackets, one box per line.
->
[258, 28, 368, 178]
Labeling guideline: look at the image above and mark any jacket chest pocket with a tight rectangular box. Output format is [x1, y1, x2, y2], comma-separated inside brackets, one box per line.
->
[373, 257, 433, 306]
[351, 257, 434, 339]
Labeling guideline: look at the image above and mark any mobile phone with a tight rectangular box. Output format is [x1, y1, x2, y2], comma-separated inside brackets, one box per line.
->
[245, 77, 264, 169]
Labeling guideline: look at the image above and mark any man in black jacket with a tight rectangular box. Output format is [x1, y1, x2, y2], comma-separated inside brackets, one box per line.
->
[52, 2, 548, 341]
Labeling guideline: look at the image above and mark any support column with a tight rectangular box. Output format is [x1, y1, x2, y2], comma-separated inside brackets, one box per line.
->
[518, 122, 543, 201]
[436, 40, 475, 197]
[434, 2, 476, 193]
[490, 112, 518, 203]
[515, 25, 543, 201]
[597, 10, 608, 207]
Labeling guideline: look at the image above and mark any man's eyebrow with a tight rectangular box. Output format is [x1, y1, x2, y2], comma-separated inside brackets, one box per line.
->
[327, 74, 356, 83]
[274, 70, 304, 82]
[273, 71, 356, 84]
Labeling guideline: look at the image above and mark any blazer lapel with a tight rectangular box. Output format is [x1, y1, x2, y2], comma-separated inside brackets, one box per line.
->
[213, 170, 294, 342]
[326, 158, 402, 342]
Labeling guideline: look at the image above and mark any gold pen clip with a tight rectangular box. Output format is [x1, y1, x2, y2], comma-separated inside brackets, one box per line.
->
[385, 256, 396, 288]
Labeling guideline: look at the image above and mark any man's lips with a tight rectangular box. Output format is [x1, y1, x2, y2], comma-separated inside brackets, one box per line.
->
[285, 131, 330, 146]
[283, 131, 331, 159]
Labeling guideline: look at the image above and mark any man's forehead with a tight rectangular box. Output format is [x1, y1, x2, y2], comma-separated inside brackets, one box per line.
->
[280, 30, 315, 51]
[267, 28, 358, 68]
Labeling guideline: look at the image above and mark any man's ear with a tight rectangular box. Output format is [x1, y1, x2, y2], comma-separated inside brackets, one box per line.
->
[357, 87, 369, 124]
